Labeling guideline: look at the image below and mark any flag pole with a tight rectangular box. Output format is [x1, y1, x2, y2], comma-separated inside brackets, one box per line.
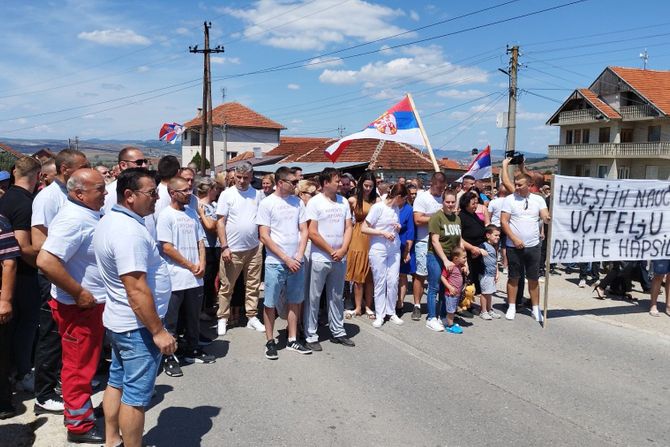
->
[542, 176, 555, 328]
[407, 93, 440, 172]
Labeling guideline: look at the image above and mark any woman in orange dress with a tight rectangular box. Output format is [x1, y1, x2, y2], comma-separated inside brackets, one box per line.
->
[345, 171, 378, 318]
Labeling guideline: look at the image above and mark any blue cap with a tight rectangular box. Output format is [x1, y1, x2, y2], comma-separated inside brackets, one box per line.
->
[0, 171, 10, 182]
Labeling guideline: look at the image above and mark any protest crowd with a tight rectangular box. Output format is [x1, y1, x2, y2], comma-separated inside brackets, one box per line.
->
[0, 147, 668, 446]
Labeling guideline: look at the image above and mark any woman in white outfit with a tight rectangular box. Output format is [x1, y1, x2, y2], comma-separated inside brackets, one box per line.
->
[362, 184, 408, 328]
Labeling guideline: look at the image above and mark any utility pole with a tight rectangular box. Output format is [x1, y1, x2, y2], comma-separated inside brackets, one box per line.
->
[189, 22, 224, 175]
[505, 45, 519, 155]
[337, 125, 345, 138]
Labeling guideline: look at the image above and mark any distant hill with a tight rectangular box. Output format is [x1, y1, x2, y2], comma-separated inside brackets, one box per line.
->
[433, 148, 547, 163]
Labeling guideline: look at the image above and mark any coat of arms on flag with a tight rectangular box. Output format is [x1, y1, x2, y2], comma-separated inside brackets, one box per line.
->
[324, 95, 427, 163]
[159, 122, 185, 144]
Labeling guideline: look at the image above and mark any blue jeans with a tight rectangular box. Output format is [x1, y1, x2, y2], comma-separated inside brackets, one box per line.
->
[107, 328, 162, 407]
[426, 252, 447, 320]
[264, 263, 306, 308]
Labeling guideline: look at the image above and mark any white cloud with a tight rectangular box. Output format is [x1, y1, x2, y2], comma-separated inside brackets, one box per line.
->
[211, 56, 241, 65]
[448, 111, 470, 120]
[287, 83, 300, 90]
[437, 89, 487, 99]
[518, 111, 547, 121]
[409, 10, 420, 21]
[319, 45, 488, 88]
[306, 57, 344, 69]
[223, 0, 409, 51]
[137, 66, 149, 73]
[77, 28, 150, 46]
[176, 27, 190, 35]
[291, 119, 303, 124]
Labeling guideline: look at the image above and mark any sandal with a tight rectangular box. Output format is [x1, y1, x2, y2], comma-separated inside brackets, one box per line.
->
[650, 309, 660, 317]
[593, 286, 606, 300]
[344, 310, 356, 320]
[365, 308, 376, 320]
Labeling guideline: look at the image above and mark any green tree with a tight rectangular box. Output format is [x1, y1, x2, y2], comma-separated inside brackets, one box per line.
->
[190, 152, 210, 170]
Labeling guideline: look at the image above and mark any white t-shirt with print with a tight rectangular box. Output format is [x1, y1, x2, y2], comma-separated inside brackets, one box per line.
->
[256, 193, 307, 264]
[412, 191, 442, 242]
[156, 206, 204, 291]
[94, 205, 172, 333]
[42, 201, 106, 305]
[501, 193, 547, 248]
[365, 201, 401, 251]
[305, 193, 351, 263]
[216, 186, 261, 252]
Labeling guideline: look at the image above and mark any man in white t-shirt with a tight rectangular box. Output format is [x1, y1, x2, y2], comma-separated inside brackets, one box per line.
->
[501, 173, 550, 322]
[93, 168, 176, 447]
[103, 146, 148, 214]
[304, 168, 354, 351]
[31, 148, 89, 415]
[157, 177, 212, 377]
[36, 169, 106, 444]
[488, 184, 509, 271]
[215, 162, 266, 336]
[257, 167, 310, 359]
[411, 171, 446, 321]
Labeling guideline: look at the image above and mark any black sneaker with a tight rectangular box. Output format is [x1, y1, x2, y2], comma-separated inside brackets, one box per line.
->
[286, 340, 312, 355]
[265, 340, 278, 360]
[183, 348, 216, 364]
[305, 341, 322, 351]
[67, 426, 105, 444]
[163, 356, 184, 377]
[411, 306, 421, 321]
[330, 336, 355, 347]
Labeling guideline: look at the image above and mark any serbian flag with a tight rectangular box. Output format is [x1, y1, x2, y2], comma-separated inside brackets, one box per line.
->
[324, 95, 425, 162]
[159, 122, 185, 144]
[458, 146, 492, 181]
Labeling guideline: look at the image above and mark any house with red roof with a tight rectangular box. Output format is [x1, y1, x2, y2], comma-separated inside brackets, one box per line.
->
[547, 66, 670, 179]
[181, 102, 286, 167]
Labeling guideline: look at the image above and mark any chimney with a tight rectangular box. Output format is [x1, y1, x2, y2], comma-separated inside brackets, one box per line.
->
[197, 108, 202, 118]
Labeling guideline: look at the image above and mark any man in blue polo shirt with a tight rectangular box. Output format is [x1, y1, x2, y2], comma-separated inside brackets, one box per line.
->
[94, 168, 176, 447]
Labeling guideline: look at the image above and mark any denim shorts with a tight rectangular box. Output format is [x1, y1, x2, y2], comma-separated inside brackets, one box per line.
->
[445, 295, 460, 314]
[414, 240, 428, 276]
[264, 262, 306, 308]
[107, 327, 162, 407]
[652, 259, 670, 275]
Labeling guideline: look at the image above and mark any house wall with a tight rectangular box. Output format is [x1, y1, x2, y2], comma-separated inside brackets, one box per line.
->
[181, 127, 281, 167]
[559, 158, 670, 180]
[559, 117, 670, 145]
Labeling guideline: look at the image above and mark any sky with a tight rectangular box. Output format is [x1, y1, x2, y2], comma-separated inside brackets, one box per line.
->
[1, 0, 669, 155]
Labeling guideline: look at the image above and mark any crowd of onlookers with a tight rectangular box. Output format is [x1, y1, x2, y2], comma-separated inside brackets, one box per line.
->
[0, 146, 668, 446]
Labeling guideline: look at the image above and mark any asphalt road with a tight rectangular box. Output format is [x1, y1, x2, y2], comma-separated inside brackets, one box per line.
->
[138, 302, 670, 447]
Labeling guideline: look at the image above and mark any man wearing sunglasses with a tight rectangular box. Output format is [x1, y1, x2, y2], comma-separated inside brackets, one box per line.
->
[103, 147, 147, 214]
[500, 172, 551, 323]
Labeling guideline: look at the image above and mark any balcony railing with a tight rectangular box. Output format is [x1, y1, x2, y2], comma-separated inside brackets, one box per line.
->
[548, 142, 670, 159]
[557, 109, 600, 125]
[619, 104, 657, 120]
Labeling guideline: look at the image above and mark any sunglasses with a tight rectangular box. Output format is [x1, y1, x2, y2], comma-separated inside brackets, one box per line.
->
[134, 189, 158, 198]
[524, 198, 528, 210]
[284, 179, 299, 186]
[122, 159, 149, 166]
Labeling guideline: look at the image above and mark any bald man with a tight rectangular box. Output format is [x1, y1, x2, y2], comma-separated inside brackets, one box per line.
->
[36, 169, 107, 443]
[103, 147, 147, 214]
[156, 177, 211, 378]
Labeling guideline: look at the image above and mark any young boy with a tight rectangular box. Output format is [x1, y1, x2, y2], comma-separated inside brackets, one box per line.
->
[480, 225, 501, 320]
[441, 246, 467, 334]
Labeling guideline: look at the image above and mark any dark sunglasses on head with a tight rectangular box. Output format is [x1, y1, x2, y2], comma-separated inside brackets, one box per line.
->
[122, 159, 149, 166]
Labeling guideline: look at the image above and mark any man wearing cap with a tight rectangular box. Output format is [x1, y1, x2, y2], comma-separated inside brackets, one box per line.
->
[37, 169, 107, 444]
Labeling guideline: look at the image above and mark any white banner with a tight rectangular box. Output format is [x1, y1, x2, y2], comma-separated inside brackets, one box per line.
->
[550, 175, 670, 263]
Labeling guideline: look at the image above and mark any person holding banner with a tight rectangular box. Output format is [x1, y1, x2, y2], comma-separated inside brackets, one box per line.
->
[500, 173, 550, 322]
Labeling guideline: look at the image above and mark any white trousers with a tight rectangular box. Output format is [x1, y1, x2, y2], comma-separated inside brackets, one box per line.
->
[368, 247, 401, 318]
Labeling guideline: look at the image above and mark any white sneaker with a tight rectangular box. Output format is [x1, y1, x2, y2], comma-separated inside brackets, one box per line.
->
[488, 309, 501, 319]
[533, 309, 544, 323]
[425, 318, 444, 332]
[578, 279, 586, 288]
[15, 370, 35, 393]
[217, 318, 227, 336]
[389, 315, 404, 325]
[35, 398, 64, 413]
[480, 311, 493, 320]
[372, 317, 384, 328]
[246, 316, 266, 332]
[505, 308, 516, 320]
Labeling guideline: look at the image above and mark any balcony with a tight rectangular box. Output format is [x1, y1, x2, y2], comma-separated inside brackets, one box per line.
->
[548, 142, 670, 159]
[557, 109, 601, 125]
[619, 104, 657, 120]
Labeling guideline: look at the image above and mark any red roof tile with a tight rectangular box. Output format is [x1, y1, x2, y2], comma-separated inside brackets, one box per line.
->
[266, 137, 334, 162]
[227, 151, 255, 163]
[609, 66, 670, 115]
[184, 102, 286, 130]
[0, 142, 24, 159]
[577, 89, 621, 119]
[438, 158, 462, 170]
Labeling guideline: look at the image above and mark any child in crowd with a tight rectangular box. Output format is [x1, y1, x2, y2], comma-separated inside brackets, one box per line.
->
[441, 246, 467, 334]
[480, 225, 501, 320]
